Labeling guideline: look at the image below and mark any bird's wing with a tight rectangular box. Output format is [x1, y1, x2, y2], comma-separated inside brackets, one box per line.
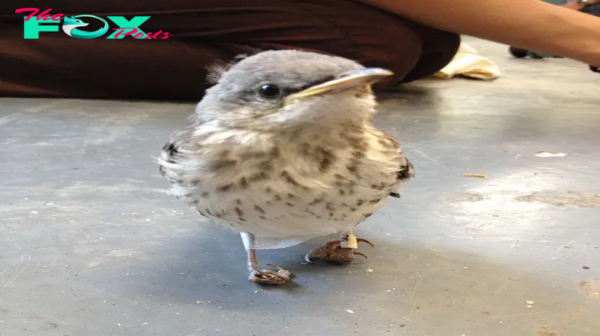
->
[397, 154, 415, 181]
[373, 129, 414, 199]
[157, 126, 198, 184]
[388, 155, 414, 198]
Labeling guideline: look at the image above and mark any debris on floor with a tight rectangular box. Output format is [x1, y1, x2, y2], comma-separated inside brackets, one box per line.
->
[463, 173, 488, 179]
[434, 42, 501, 80]
[535, 151, 567, 157]
[537, 326, 559, 336]
[579, 279, 600, 298]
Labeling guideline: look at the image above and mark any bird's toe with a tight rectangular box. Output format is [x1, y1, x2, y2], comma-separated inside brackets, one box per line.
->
[249, 264, 292, 286]
[306, 238, 374, 264]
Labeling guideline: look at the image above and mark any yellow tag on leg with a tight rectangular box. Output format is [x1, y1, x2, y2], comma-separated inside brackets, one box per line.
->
[340, 234, 358, 249]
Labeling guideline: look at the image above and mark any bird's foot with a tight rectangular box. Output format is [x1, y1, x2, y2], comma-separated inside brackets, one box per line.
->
[305, 237, 374, 264]
[248, 263, 292, 286]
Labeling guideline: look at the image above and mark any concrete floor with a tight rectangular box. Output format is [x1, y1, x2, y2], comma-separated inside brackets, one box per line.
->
[1, 38, 600, 336]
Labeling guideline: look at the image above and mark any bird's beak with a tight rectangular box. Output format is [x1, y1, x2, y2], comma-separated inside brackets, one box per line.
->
[284, 68, 393, 104]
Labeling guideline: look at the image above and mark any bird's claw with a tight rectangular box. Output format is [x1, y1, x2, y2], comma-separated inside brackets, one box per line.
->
[248, 263, 292, 286]
[356, 238, 375, 248]
[305, 238, 374, 264]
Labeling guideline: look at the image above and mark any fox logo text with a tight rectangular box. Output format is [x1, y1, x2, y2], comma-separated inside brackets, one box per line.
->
[15, 8, 171, 40]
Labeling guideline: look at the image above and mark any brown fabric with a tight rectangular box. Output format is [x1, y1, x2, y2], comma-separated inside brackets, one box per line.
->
[0, 1, 460, 101]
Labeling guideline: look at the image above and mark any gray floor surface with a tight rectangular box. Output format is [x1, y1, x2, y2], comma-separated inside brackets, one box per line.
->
[1, 38, 600, 336]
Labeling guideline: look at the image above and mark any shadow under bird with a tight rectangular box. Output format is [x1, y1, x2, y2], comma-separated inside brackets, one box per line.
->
[157, 50, 414, 285]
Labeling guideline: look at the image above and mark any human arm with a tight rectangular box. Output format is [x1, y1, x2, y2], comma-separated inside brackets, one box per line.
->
[356, 0, 600, 67]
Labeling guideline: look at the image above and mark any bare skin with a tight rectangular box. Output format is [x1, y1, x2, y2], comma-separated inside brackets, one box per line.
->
[359, 0, 600, 67]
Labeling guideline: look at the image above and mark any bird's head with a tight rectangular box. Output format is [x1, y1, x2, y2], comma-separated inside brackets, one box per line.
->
[195, 50, 393, 130]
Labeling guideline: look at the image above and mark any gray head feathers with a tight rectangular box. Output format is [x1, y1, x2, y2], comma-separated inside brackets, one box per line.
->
[195, 50, 377, 129]
[206, 54, 251, 85]
[209, 50, 364, 94]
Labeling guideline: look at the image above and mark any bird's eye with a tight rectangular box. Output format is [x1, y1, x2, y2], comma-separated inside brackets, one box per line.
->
[258, 84, 281, 99]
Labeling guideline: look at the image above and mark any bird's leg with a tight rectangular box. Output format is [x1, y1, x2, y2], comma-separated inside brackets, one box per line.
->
[305, 230, 374, 264]
[240, 233, 292, 286]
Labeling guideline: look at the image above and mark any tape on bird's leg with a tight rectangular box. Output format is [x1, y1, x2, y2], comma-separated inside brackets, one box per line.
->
[340, 234, 358, 249]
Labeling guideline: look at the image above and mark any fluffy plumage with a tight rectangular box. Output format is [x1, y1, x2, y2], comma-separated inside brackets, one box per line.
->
[157, 50, 414, 284]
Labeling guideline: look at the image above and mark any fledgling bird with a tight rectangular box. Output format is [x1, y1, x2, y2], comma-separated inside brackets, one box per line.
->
[157, 50, 414, 286]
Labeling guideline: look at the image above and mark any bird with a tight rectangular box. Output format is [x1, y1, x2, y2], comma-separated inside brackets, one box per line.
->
[157, 50, 414, 286]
